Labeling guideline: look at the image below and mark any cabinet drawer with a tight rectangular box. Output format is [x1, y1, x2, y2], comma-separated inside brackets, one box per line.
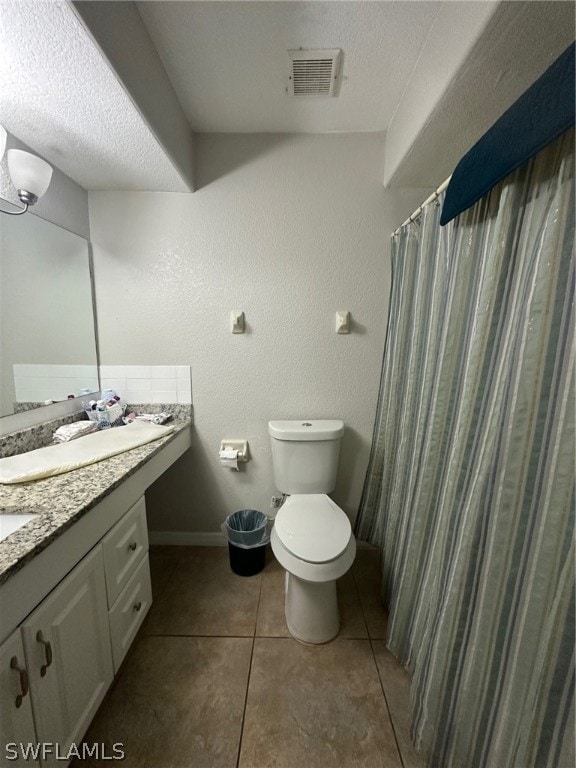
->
[108, 555, 152, 672]
[102, 496, 148, 607]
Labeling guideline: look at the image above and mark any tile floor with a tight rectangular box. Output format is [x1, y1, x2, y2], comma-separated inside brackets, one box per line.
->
[78, 546, 426, 768]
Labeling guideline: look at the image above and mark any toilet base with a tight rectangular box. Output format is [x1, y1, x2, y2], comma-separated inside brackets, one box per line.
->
[285, 572, 339, 644]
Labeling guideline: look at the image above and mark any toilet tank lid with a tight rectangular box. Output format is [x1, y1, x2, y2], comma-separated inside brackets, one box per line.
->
[268, 420, 344, 441]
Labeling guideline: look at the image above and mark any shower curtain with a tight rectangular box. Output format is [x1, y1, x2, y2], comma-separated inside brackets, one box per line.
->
[356, 128, 574, 768]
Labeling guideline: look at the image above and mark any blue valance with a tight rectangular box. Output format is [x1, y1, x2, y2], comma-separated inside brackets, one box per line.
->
[440, 42, 575, 226]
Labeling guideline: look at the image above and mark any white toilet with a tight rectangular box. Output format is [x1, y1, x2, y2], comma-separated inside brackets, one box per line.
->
[268, 419, 356, 644]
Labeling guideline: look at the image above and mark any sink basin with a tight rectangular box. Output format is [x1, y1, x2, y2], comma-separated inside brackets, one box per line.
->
[0, 514, 35, 542]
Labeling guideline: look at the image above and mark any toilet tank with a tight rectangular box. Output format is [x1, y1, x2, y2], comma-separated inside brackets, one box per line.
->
[268, 420, 344, 494]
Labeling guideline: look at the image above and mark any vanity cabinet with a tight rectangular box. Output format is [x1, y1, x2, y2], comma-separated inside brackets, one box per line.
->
[0, 496, 153, 766]
[0, 629, 39, 766]
[21, 545, 113, 766]
[0, 418, 190, 766]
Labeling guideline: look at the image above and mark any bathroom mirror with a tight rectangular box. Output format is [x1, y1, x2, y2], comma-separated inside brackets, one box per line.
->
[0, 212, 99, 417]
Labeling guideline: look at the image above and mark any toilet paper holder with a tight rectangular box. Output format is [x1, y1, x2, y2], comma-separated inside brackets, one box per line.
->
[219, 439, 249, 462]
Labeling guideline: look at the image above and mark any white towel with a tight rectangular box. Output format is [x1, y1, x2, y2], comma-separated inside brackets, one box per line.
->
[53, 420, 98, 443]
[0, 421, 176, 484]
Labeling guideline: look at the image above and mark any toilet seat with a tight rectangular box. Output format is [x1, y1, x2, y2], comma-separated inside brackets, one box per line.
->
[274, 494, 351, 563]
[271, 527, 356, 584]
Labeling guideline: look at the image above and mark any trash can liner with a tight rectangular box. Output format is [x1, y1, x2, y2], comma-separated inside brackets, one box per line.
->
[222, 509, 269, 576]
[221, 509, 270, 550]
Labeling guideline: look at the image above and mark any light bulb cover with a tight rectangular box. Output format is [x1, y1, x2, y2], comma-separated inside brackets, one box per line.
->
[0, 125, 6, 161]
[7, 149, 53, 201]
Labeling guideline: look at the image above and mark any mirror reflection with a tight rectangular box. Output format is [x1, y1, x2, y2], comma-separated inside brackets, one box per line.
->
[0, 213, 99, 417]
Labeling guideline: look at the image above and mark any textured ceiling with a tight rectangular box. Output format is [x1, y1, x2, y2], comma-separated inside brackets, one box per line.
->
[0, 0, 188, 191]
[3, 0, 564, 194]
[137, 1, 444, 133]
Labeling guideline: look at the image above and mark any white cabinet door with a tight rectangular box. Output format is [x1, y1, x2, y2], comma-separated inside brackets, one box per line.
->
[0, 629, 39, 766]
[22, 546, 113, 766]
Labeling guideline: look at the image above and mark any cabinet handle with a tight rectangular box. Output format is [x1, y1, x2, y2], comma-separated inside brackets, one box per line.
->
[36, 630, 53, 676]
[133, 601, 142, 612]
[128, 542, 138, 552]
[10, 656, 29, 708]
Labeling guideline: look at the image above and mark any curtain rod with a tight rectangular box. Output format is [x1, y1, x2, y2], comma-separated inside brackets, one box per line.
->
[392, 175, 451, 237]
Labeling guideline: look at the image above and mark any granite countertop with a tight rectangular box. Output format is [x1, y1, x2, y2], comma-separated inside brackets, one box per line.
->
[0, 418, 191, 587]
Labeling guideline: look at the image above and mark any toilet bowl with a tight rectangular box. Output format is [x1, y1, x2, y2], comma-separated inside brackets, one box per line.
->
[268, 419, 355, 644]
[271, 493, 356, 644]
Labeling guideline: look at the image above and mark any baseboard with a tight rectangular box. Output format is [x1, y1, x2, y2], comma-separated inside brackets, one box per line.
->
[149, 532, 374, 548]
[148, 531, 228, 546]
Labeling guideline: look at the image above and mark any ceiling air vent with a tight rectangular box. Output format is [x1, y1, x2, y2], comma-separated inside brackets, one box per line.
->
[287, 49, 342, 97]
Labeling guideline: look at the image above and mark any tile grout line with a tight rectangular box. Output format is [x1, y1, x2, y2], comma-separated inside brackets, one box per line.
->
[351, 566, 407, 768]
[235, 568, 265, 768]
[349, 565, 370, 639]
[143, 632, 260, 639]
[235, 635, 256, 768]
[369, 636, 407, 768]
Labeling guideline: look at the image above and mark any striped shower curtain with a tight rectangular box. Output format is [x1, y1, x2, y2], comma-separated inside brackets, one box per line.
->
[356, 128, 574, 767]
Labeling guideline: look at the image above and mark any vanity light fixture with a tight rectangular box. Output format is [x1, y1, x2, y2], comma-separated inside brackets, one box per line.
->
[0, 125, 53, 216]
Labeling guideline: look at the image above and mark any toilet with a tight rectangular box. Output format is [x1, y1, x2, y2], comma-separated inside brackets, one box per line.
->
[268, 420, 356, 644]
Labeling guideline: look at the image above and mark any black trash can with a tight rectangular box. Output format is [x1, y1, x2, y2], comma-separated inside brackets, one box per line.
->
[222, 509, 269, 576]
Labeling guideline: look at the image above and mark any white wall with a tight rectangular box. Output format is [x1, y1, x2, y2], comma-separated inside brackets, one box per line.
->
[89, 133, 429, 535]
